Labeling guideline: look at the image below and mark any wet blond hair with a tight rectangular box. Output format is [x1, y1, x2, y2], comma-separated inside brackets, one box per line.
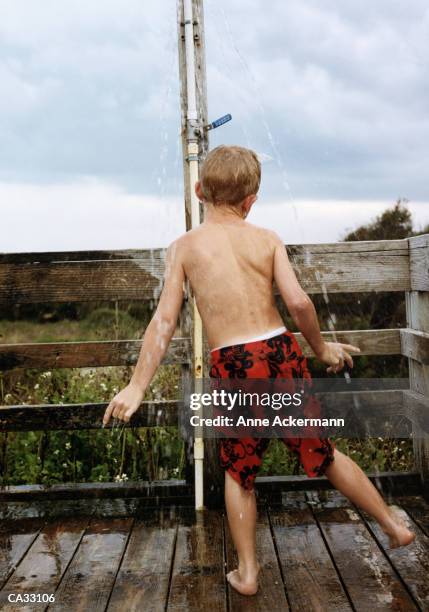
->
[199, 145, 261, 206]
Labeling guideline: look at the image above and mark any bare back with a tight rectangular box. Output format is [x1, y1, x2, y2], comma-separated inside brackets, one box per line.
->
[179, 219, 284, 349]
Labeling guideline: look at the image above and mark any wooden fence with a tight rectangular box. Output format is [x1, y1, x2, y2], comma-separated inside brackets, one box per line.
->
[1, 234, 428, 507]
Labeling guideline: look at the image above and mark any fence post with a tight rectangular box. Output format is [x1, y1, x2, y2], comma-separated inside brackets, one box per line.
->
[404, 234, 429, 499]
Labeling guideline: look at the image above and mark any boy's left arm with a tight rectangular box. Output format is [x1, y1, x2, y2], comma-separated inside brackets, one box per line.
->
[103, 240, 186, 425]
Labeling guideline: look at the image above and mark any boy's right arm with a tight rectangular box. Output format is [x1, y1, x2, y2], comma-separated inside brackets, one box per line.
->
[272, 233, 360, 372]
[103, 239, 186, 425]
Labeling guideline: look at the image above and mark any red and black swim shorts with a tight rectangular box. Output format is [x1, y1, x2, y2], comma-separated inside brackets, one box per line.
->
[209, 330, 335, 491]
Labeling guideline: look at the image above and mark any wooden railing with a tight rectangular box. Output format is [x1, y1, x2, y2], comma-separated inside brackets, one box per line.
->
[1, 235, 428, 506]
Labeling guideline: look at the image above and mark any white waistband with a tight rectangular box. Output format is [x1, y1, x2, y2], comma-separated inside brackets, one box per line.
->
[210, 326, 287, 352]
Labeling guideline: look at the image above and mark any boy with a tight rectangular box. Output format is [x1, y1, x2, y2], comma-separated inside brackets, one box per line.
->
[103, 145, 415, 596]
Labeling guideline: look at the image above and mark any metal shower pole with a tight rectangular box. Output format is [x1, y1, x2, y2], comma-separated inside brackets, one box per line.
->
[177, 0, 208, 510]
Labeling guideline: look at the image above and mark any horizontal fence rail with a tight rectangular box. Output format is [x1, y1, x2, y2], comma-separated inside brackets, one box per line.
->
[0, 337, 192, 371]
[296, 328, 402, 357]
[0, 239, 410, 306]
[287, 239, 410, 294]
[0, 389, 413, 432]
[0, 248, 167, 305]
[0, 329, 406, 372]
[0, 400, 179, 431]
[0, 472, 422, 502]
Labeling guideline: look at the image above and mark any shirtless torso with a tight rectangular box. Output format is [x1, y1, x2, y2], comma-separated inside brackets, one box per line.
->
[177, 215, 284, 350]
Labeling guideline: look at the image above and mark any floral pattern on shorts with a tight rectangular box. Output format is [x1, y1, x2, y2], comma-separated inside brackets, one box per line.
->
[209, 330, 335, 491]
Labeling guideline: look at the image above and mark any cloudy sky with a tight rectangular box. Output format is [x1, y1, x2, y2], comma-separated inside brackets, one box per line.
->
[1, 0, 428, 251]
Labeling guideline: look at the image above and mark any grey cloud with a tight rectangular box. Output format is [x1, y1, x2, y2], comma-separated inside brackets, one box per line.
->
[0, 0, 181, 193]
[0, 0, 428, 205]
[205, 0, 429, 200]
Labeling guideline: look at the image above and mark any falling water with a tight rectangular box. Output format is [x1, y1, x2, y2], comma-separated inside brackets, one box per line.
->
[204, 1, 254, 149]
[206, 1, 354, 389]
[154, 2, 182, 246]
[156, 32, 177, 199]
[208, 0, 303, 237]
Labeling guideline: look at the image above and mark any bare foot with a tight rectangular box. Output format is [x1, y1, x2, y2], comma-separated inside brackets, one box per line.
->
[386, 524, 416, 549]
[226, 561, 261, 596]
[382, 511, 416, 549]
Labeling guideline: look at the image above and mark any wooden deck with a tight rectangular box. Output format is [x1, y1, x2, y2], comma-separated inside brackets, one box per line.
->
[0, 490, 428, 611]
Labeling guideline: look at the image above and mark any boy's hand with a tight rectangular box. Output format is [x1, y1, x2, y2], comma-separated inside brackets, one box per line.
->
[103, 381, 145, 426]
[316, 341, 361, 373]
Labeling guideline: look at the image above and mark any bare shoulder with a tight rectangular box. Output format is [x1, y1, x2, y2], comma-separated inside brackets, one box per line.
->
[165, 232, 189, 263]
[165, 226, 203, 264]
[245, 222, 284, 248]
[170, 225, 199, 246]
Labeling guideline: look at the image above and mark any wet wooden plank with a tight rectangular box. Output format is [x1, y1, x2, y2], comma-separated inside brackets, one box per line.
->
[0, 249, 168, 305]
[0, 474, 421, 510]
[255, 472, 422, 499]
[0, 400, 179, 432]
[269, 492, 351, 611]
[296, 328, 401, 357]
[0, 249, 168, 264]
[400, 329, 429, 366]
[409, 234, 429, 291]
[0, 497, 194, 522]
[405, 288, 429, 498]
[51, 517, 133, 611]
[0, 499, 97, 521]
[0, 240, 408, 264]
[0, 517, 90, 611]
[167, 509, 226, 611]
[290, 239, 409, 255]
[286, 239, 409, 294]
[0, 389, 408, 434]
[0, 337, 191, 371]
[398, 495, 429, 536]
[224, 507, 289, 611]
[88, 497, 195, 517]
[307, 491, 418, 611]
[0, 329, 399, 372]
[0, 239, 410, 308]
[107, 512, 177, 612]
[3, 473, 420, 503]
[0, 519, 44, 588]
[358, 500, 429, 609]
[0, 479, 191, 502]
